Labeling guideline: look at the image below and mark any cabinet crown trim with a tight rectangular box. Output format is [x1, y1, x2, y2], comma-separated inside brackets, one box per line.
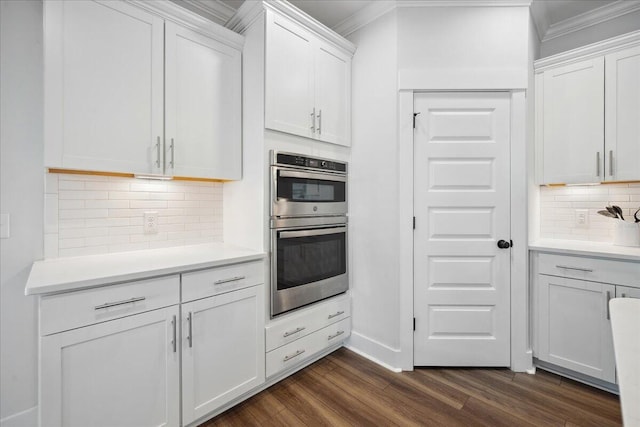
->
[128, 0, 244, 50]
[534, 29, 640, 72]
[226, 0, 356, 55]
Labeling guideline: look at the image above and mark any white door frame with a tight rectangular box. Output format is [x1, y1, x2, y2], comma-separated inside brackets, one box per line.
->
[397, 89, 532, 372]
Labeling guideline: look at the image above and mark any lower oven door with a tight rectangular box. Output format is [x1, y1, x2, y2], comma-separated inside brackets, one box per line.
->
[271, 224, 348, 316]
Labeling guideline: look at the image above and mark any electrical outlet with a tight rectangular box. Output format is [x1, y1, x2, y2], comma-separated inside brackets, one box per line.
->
[144, 211, 158, 234]
[574, 209, 589, 229]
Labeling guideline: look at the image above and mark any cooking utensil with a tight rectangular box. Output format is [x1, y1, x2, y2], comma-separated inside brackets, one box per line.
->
[634, 208, 640, 223]
[598, 210, 618, 218]
[612, 205, 625, 221]
[606, 206, 619, 219]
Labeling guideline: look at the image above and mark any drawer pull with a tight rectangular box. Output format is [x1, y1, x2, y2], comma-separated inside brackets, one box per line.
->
[328, 330, 345, 341]
[605, 291, 612, 320]
[94, 296, 146, 311]
[214, 276, 246, 285]
[555, 265, 593, 273]
[283, 349, 305, 362]
[187, 312, 193, 348]
[171, 315, 177, 353]
[283, 326, 306, 338]
[328, 310, 345, 320]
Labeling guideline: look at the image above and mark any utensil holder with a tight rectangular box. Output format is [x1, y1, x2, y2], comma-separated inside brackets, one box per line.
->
[613, 220, 640, 247]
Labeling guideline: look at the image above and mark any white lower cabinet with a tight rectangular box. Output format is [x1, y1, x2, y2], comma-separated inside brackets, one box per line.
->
[40, 305, 180, 427]
[181, 285, 265, 426]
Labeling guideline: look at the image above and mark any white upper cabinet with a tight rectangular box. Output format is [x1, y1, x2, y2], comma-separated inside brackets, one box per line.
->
[44, 0, 165, 174]
[45, 0, 243, 179]
[265, 10, 353, 146]
[535, 34, 640, 184]
[605, 45, 640, 181]
[165, 22, 242, 180]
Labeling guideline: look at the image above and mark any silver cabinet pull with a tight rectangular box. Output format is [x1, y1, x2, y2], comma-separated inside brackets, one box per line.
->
[155, 137, 161, 168]
[94, 296, 146, 311]
[609, 150, 613, 176]
[328, 330, 345, 341]
[283, 349, 305, 362]
[596, 152, 601, 177]
[328, 310, 345, 320]
[214, 276, 245, 285]
[171, 315, 177, 353]
[605, 291, 612, 320]
[187, 312, 193, 348]
[318, 109, 322, 135]
[556, 265, 593, 273]
[310, 108, 316, 133]
[283, 326, 306, 338]
[169, 138, 175, 169]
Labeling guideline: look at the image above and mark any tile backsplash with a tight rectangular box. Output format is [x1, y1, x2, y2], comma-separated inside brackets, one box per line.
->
[540, 183, 640, 242]
[44, 173, 223, 258]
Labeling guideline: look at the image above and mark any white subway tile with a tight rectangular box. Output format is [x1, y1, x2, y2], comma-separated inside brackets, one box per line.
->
[59, 200, 84, 209]
[59, 238, 85, 249]
[109, 191, 150, 200]
[167, 231, 201, 240]
[149, 240, 183, 249]
[148, 192, 184, 201]
[58, 219, 85, 229]
[58, 180, 85, 190]
[85, 199, 129, 209]
[59, 246, 108, 257]
[168, 200, 199, 209]
[129, 200, 167, 209]
[108, 181, 131, 191]
[85, 217, 130, 228]
[109, 226, 144, 236]
[108, 242, 149, 253]
[59, 190, 108, 200]
[159, 224, 185, 233]
[130, 182, 167, 192]
[84, 181, 113, 191]
[130, 233, 168, 243]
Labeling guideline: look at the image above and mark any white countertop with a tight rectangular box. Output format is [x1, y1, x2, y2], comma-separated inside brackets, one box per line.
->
[25, 243, 265, 296]
[610, 298, 640, 427]
[529, 239, 640, 262]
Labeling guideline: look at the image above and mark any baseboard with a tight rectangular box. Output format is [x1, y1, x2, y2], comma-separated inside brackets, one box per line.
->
[345, 331, 402, 372]
[0, 406, 37, 427]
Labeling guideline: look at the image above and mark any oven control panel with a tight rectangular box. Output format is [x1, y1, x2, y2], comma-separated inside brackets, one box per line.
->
[275, 152, 347, 173]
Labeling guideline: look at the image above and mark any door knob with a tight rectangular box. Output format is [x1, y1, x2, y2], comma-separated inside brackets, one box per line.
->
[497, 240, 511, 249]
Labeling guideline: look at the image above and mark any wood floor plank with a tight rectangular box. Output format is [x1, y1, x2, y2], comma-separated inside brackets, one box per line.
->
[202, 348, 622, 427]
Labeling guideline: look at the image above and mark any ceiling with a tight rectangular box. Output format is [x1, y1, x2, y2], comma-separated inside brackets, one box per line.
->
[191, 0, 632, 40]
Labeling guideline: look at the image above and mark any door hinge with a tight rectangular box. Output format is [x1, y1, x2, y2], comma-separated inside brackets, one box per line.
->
[413, 317, 416, 331]
[413, 217, 416, 229]
[413, 112, 420, 129]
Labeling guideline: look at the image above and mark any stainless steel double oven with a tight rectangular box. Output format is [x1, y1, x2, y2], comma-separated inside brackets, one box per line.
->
[270, 151, 348, 317]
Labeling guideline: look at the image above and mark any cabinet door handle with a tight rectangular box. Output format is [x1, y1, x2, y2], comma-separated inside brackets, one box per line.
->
[283, 326, 306, 338]
[555, 265, 593, 273]
[328, 310, 345, 320]
[283, 349, 305, 362]
[328, 330, 345, 341]
[94, 296, 146, 311]
[609, 150, 613, 176]
[318, 109, 322, 135]
[171, 315, 177, 353]
[605, 291, 612, 320]
[155, 137, 161, 168]
[169, 138, 175, 169]
[310, 108, 316, 133]
[621, 293, 627, 298]
[214, 276, 245, 285]
[187, 312, 193, 348]
[596, 152, 601, 177]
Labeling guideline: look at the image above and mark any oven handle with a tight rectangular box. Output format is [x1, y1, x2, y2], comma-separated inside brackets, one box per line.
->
[278, 226, 346, 239]
[278, 169, 347, 183]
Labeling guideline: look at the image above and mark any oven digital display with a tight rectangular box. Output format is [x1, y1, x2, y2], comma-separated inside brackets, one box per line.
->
[291, 182, 335, 201]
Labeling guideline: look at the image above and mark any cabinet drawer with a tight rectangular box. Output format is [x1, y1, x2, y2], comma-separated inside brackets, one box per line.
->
[266, 317, 350, 378]
[182, 261, 264, 303]
[40, 275, 180, 336]
[538, 253, 640, 287]
[266, 294, 350, 352]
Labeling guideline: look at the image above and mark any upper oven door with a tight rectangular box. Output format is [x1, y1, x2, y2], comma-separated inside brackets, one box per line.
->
[271, 167, 347, 217]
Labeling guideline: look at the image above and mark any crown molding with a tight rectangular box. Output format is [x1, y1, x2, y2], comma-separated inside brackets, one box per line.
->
[226, 1, 357, 54]
[332, 1, 396, 37]
[534, 29, 640, 71]
[543, 0, 640, 42]
[396, 0, 531, 7]
[174, 0, 236, 25]
[529, 0, 548, 42]
[129, 0, 244, 49]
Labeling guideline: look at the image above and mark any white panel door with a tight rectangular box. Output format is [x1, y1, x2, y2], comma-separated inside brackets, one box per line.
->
[542, 57, 605, 184]
[40, 306, 180, 427]
[414, 92, 511, 366]
[265, 11, 315, 139]
[605, 45, 640, 181]
[181, 286, 265, 425]
[315, 42, 351, 146]
[44, 0, 164, 174]
[165, 22, 242, 180]
[537, 275, 616, 382]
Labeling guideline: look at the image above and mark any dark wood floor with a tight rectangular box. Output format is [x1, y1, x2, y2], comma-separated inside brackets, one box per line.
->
[201, 348, 622, 426]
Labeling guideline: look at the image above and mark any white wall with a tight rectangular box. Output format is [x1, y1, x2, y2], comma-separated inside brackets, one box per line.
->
[540, 9, 640, 58]
[346, 10, 401, 367]
[0, 1, 42, 425]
